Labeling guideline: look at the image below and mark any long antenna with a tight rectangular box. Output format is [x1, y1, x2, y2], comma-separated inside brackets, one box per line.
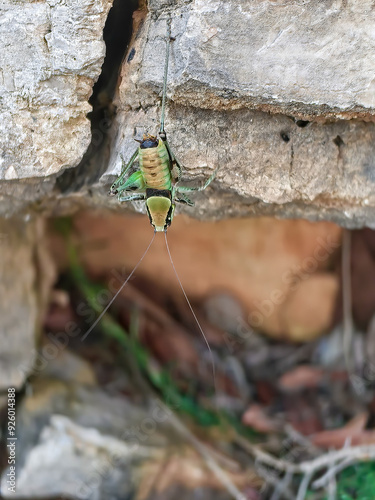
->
[159, 17, 172, 136]
[81, 231, 156, 341]
[164, 231, 217, 396]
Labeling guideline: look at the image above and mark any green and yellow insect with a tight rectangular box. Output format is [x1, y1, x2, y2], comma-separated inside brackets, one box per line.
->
[109, 21, 216, 232]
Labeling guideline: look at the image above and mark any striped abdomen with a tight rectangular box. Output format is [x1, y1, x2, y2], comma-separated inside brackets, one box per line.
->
[139, 140, 172, 190]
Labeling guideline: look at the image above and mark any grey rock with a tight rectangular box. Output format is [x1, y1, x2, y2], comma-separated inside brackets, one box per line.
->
[101, 105, 375, 228]
[202, 292, 245, 334]
[40, 347, 97, 386]
[0, 0, 112, 211]
[145, 0, 375, 118]
[0, 177, 56, 217]
[2, 415, 143, 499]
[2, 0, 375, 227]
[0, 217, 55, 390]
[0, 377, 173, 499]
[98, 1, 375, 228]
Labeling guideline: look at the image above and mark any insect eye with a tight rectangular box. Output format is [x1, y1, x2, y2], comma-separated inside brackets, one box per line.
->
[140, 139, 158, 149]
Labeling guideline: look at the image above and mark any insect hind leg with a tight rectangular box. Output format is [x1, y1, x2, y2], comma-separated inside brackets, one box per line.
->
[115, 170, 145, 193]
[174, 192, 194, 206]
[113, 170, 146, 202]
[176, 168, 218, 193]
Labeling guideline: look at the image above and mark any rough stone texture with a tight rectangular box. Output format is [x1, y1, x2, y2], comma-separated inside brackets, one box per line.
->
[0, 376, 158, 499]
[0, 177, 57, 217]
[100, 1, 375, 228]
[0, 0, 112, 215]
[127, 0, 375, 119]
[0, 217, 55, 390]
[1, 0, 374, 369]
[1, 0, 375, 226]
[102, 105, 375, 228]
[3, 415, 137, 499]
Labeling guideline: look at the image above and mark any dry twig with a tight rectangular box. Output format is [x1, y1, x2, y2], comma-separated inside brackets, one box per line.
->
[312, 455, 354, 489]
[342, 229, 354, 374]
[235, 433, 375, 498]
[269, 470, 294, 500]
[156, 399, 247, 500]
[296, 471, 313, 500]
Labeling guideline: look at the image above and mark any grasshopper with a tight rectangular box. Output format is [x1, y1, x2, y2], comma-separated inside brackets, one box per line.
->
[85, 19, 217, 392]
[108, 19, 216, 232]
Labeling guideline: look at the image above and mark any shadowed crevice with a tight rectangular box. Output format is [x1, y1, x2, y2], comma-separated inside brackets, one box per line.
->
[56, 0, 139, 194]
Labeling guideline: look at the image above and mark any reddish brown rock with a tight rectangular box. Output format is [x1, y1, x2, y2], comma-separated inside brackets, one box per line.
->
[49, 212, 341, 342]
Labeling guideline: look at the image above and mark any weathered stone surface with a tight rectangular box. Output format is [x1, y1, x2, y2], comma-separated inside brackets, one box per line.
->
[3, 415, 136, 499]
[2, 0, 375, 227]
[100, 1, 375, 228]
[0, 0, 112, 214]
[102, 105, 375, 228]
[0, 217, 55, 390]
[0, 376, 166, 499]
[128, 0, 375, 118]
[0, 177, 57, 217]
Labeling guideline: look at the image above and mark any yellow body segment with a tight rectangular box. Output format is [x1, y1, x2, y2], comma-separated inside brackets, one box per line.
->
[138, 140, 172, 190]
[146, 196, 172, 232]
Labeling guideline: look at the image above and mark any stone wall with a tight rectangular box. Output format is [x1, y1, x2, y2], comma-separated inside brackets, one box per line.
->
[0, 0, 113, 216]
[0, 217, 54, 389]
[1, 0, 375, 226]
[102, 0, 375, 228]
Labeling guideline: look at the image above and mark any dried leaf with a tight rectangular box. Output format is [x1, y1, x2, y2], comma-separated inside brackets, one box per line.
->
[279, 365, 325, 391]
[242, 404, 279, 433]
[311, 412, 371, 449]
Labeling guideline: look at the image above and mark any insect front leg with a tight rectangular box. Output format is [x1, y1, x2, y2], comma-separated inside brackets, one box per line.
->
[118, 193, 145, 202]
[109, 150, 139, 195]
